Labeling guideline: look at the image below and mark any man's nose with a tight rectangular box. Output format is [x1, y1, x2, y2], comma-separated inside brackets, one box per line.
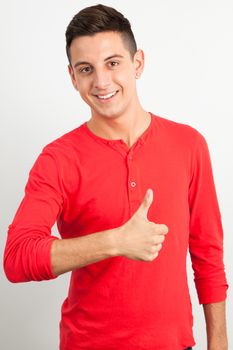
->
[93, 69, 111, 90]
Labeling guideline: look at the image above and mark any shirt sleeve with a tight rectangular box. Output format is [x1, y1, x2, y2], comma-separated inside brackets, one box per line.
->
[3, 148, 64, 283]
[188, 131, 229, 304]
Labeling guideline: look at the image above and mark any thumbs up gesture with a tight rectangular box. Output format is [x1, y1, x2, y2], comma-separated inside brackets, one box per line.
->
[116, 189, 168, 261]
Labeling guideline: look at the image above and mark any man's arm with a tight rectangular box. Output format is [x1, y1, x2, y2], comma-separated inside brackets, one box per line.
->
[51, 189, 168, 276]
[203, 301, 228, 350]
[50, 229, 118, 276]
[188, 132, 229, 348]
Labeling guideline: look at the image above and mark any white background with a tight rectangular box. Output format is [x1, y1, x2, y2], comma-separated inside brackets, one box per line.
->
[0, 1, 232, 349]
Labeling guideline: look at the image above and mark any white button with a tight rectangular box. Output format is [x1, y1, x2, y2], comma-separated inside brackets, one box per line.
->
[130, 181, 136, 187]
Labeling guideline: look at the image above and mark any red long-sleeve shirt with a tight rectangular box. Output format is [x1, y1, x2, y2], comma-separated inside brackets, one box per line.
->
[4, 113, 228, 349]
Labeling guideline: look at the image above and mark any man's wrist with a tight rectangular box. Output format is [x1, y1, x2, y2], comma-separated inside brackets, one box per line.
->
[207, 336, 228, 350]
[208, 346, 228, 350]
[108, 226, 124, 257]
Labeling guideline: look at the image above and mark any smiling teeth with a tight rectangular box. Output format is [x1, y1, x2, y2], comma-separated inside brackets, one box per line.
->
[97, 91, 117, 99]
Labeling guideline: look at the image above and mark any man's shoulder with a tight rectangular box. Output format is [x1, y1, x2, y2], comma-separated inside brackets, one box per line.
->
[152, 113, 205, 144]
[153, 113, 199, 134]
[41, 122, 86, 156]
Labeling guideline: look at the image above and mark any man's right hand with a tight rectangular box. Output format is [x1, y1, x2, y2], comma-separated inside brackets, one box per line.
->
[116, 188, 169, 262]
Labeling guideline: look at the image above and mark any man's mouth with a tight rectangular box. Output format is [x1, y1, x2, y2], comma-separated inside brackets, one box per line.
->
[95, 90, 119, 100]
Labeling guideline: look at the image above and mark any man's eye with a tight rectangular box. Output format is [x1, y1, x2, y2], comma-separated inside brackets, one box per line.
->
[109, 61, 119, 67]
[79, 66, 92, 73]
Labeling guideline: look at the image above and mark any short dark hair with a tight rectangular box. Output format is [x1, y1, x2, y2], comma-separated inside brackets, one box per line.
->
[65, 4, 137, 65]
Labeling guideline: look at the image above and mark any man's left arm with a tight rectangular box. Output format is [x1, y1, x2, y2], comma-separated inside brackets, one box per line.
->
[188, 131, 229, 349]
[203, 301, 228, 350]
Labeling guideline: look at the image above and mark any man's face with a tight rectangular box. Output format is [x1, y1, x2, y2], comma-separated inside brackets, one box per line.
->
[68, 31, 144, 120]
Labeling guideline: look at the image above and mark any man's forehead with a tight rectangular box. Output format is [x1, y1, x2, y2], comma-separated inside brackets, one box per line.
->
[70, 32, 130, 62]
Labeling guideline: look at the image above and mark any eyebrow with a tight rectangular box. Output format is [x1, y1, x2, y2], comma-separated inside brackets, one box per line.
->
[73, 54, 124, 69]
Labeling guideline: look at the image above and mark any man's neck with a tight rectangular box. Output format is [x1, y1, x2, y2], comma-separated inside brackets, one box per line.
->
[86, 110, 151, 148]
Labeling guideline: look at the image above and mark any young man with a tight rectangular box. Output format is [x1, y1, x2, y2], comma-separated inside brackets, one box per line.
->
[4, 4, 228, 350]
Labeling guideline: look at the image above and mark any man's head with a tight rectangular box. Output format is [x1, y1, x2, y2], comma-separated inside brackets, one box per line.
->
[65, 4, 145, 121]
[65, 4, 137, 65]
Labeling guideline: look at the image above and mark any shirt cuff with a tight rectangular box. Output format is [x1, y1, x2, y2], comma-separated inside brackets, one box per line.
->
[195, 277, 229, 304]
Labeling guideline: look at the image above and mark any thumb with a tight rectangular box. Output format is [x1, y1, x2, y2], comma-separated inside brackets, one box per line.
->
[137, 188, 153, 218]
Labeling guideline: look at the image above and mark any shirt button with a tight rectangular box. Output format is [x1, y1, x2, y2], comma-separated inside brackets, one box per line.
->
[130, 181, 136, 187]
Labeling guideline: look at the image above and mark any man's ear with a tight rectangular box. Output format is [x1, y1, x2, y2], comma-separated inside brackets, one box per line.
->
[134, 49, 145, 79]
[68, 64, 79, 91]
